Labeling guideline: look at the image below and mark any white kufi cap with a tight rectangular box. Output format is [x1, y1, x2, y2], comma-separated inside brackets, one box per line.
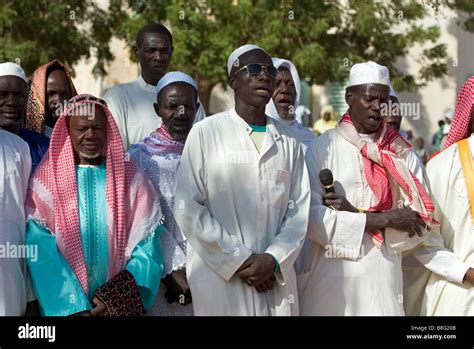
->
[347, 61, 390, 88]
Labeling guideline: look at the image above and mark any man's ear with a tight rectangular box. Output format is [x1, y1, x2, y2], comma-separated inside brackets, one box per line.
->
[133, 45, 139, 57]
[345, 88, 353, 107]
[153, 102, 160, 116]
[228, 75, 236, 90]
[195, 101, 201, 113]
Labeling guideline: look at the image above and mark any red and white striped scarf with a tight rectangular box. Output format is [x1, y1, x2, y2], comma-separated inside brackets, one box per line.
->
[26, 94, 162, 294]
[445, 76, 474, 149]
[336, 113, 437, 245]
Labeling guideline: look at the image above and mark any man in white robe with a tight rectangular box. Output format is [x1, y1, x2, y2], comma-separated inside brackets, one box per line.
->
[299, 61, 438, 316]
[104, 23, 205, 150]
[265, 58, 314, 148]
[0, 130, 32, 315]
[417, 76, 474, 315]
[174, 44, 310, 316]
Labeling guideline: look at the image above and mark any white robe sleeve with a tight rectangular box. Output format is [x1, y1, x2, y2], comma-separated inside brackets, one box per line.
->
[305, 142, 366, 260]
[104, 86, 130, 150]
[265, 142, 310, 284]
[412, 158, 471, 284]
[173, 124, 253, 281]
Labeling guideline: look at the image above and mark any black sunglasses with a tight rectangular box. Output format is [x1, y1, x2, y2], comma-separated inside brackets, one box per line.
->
[232, 63, 278, 78]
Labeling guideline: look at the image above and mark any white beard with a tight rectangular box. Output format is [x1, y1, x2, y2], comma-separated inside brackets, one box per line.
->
[79, 151, 102, 159]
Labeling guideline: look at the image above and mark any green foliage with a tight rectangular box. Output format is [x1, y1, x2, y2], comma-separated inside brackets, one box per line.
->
[109, 0, 458, 92]
[0, 0, 112, 76]
[0, 0, 469, 94]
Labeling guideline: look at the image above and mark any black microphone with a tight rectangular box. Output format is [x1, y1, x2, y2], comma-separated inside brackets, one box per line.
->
[319, 168, 335, 194]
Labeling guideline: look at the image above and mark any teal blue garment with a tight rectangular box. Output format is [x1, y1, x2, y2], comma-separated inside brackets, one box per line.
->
[249, 124, 267, 132]
[26, 163, 164, 316]
[126, 224, 165, 309]
[76, 162, 109, 300]
[25, 219, 92, 316]
[26, 220, 164, 315]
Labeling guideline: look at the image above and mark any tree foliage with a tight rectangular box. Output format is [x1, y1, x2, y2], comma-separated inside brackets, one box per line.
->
[106, 0, 461, 97]
[0, 0, 470, 100]
[0, 0, 112, 76]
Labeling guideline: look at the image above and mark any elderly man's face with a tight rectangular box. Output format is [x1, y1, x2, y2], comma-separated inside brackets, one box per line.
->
[272, 67, 296, 120]
[135, 32, 173, 85]
[346, 83, 390, 134]
[46, 69, 72, 125]
[385, 96, 402, 132]
[154, 82, 199, 142]
[68, 105, 107, 165]
[229, 49, 275, 109]
[0, 75, 27, 134]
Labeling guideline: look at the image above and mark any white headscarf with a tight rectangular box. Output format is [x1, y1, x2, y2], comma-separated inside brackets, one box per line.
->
[0, 62, 27, 83]
[265, 58, 301, 124]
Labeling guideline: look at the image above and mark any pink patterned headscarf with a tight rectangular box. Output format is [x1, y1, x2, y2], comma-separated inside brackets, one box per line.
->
[337, 113, 438, 245]
[445, 77, 474, 149]
[26, 94, 162, 294]
[138, 124, 185, 155]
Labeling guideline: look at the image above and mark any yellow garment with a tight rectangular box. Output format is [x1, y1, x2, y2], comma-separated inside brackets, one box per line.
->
[458, 138, 474, 223]
[250, 130, 266, 153]
[312, 118, 337, 135]
[313, 105, 337, 135]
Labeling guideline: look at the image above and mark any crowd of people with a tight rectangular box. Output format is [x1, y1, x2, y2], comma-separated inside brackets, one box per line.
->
[0, 22, 473, 317]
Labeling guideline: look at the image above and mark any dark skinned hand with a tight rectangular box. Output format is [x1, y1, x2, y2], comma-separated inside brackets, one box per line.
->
[90, 297, 108, 317]
[236, 254, 276, 292]
[323, 192, 358, 213]
[323, 192, 427, 238]
[254, 275, 276, 293]
[463, 268, 474, 285]
[163, 269, 192, 305]
[385, 208, 427, 237]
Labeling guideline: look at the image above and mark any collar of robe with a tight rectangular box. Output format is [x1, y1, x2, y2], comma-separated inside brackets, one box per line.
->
[230, 108, 284, 160]
[137, 75, 158, 92]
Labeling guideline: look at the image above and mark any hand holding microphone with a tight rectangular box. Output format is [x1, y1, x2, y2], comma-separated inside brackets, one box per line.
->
[319, 168, 335, 194]
[319, 168, 358, 213]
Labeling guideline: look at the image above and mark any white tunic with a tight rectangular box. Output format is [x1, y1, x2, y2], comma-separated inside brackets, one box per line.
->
[104, 75, 206, 150]
[299, 129, 427, 316]
[0, 130, 32, 315]
[279, 119, 315, 150]
[174, 109, 310, 316]
[419, 135, 474, 315]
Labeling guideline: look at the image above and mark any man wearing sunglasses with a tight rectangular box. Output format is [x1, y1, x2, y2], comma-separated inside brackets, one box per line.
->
[174, 44, 310, 316]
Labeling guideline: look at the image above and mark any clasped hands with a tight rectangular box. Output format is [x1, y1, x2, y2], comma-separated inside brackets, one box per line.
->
[236, 253, 276, 293]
